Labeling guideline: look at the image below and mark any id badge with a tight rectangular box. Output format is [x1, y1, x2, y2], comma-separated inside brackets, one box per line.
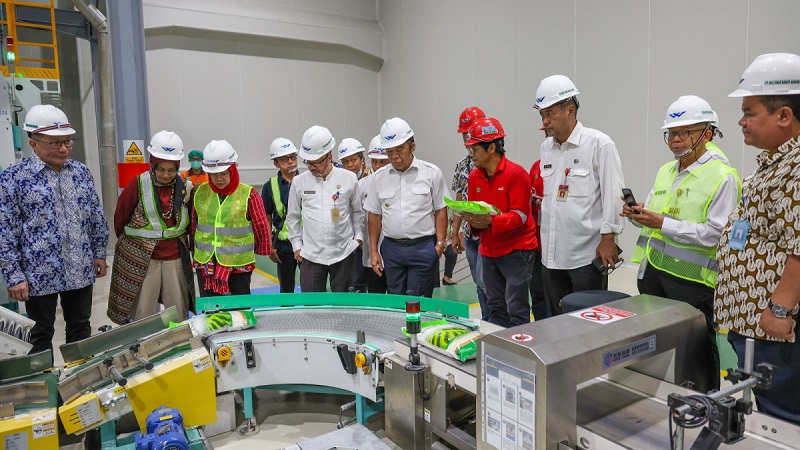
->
[556, 184, 569, 202]
[728, 219, 750, 250]
[331, 207, 341, 222]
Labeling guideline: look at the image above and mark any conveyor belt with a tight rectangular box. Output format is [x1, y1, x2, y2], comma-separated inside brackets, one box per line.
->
[577, 378, 789, 449]
[208, 307, 473, 354]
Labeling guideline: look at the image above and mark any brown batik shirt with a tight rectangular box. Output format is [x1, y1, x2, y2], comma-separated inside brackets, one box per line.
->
[714, 134, 800, 342]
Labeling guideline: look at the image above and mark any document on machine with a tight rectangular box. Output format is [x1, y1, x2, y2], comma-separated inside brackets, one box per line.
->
[483, 355, 536, 450]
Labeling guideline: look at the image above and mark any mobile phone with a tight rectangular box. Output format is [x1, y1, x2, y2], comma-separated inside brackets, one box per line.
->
[621, 188, 640, 214]
[592, 245, 623, 275]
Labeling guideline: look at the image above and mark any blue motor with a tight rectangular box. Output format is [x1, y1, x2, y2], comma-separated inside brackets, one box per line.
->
[134, 406, 189, 450]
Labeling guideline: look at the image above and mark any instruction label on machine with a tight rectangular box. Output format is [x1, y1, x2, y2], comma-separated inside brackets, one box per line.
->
[569, 305, 636, 324]
[4, 432, 27, 450]
[483, 355, 536, 450]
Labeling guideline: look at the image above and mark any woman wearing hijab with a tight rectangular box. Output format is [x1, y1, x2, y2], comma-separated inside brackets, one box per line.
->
[108, 130, 195, 323]
[192, 140, 271, 296]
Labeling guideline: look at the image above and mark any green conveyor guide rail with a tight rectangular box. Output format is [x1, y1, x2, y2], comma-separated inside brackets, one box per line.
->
[196, 292, 471, 318]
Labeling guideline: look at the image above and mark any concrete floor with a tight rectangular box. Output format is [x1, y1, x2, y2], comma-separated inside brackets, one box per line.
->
[45, 256, 644, 449]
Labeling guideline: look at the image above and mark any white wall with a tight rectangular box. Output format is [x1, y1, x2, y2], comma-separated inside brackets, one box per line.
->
[142, 0, 382, 185]
[377, 0, 800, 254]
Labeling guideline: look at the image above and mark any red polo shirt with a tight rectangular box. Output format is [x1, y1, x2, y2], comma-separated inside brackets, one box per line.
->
[529, 160, 543, 251]
[468, 156, 538, 257]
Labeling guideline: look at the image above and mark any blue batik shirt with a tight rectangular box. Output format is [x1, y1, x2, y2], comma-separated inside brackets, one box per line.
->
[0, 153, 109, 296]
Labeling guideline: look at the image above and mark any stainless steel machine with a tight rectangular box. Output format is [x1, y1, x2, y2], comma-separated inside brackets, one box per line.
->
[386, 295, 800, 450]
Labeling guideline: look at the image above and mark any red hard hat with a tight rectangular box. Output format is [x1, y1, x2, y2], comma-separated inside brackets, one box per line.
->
[457, 106, 486, 133]
[464, 117, 506, 146]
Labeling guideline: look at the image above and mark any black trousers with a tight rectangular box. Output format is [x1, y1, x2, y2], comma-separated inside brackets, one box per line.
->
[529, 250, 548, 320]
[26, 284, 93, 358]
[352, 248, 367, 293]
[276, 250, 299, 293]
[638, 264, 720, 392]
[299, 253, 354, 293]
[381, 238, 438, 298]
[364, 266, 388, 293]
[542, 263, 606, 316]
[196, 270, 253, 297]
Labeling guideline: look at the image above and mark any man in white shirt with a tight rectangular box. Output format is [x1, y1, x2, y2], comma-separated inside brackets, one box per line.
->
[623, 95, 741, 392]
[365, 118, 450, 298]
[287, 125, 364, 292]
[357, 135, 391, 293]
[534, 75, 625, 315]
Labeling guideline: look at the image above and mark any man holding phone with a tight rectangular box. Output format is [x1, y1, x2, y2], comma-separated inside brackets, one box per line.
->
[621, 95, 741, 392]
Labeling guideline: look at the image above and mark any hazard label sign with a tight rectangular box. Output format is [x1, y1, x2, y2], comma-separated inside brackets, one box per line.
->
[569, 305, 635, 325]
[123, 139, 145, 164]
[510, 333, 534, 342]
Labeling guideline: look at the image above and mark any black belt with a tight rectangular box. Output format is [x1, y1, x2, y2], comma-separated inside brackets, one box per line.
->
[385, 235, 435, 246]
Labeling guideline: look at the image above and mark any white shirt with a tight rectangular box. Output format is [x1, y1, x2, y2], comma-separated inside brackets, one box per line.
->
[358, 175, 383, 267]
[540, 122, 626, 270]
[635, 150, 740, 278]
[287, 166, 365, 265]
[364, 157, 449, 239]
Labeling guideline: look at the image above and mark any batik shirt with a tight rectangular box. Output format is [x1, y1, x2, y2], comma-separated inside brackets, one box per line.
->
[0, 153, 109, 296]
[451, 156, 475, 239]
[715, 134, 800, 342]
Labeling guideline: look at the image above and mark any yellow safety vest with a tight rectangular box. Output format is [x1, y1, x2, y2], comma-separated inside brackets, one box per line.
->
[193, 183, 255, 267]
[270, 176, 289, 241]
[124, 172, 189, 240]
[632, 158, 741, 288]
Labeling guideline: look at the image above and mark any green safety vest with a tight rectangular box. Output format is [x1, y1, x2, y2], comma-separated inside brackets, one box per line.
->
[124, 172, 189, 240]
[632, 158, 741, 288]
[193, 183, 255, 267]
[270, 176, 289, 241]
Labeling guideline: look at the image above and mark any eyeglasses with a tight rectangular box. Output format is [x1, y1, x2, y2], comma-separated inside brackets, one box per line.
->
[32, 138, 75, 149]
[208, 171, 230, 178]
[304, 157, 328, 169]
[466, 145, 483, 155]
[154, 168, 178, 175]
[663, 127, 707, 144]
[276, 155, 298, 163]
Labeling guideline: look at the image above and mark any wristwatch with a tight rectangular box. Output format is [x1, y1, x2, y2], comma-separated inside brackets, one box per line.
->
[436, 241, 447, 248]
[767, 299, 800, 318]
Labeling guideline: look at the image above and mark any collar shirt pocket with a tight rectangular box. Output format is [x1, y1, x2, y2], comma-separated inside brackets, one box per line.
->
[539, 166, 557, 197]
[567, 168, 592, 198]
[411, 183, 430, 196]
[378, 186, 396, 209]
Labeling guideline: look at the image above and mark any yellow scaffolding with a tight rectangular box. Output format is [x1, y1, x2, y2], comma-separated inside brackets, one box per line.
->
[0, 0, 60, 79]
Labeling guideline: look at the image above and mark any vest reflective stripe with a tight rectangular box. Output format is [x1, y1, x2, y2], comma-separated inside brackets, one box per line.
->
[195, 242, 254, 254]
[632, 159, 741, 288]
[270, 176, 289, 241]
[124, 172, 188, 240]
[193, 183, 256, 267]
[635, 235, 718, 271]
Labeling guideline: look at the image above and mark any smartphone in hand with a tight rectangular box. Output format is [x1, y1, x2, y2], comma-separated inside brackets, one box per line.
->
[622, 188, 640, 214]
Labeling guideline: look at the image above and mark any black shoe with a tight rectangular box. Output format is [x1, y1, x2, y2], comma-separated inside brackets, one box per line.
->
[442, 277, 457, 286]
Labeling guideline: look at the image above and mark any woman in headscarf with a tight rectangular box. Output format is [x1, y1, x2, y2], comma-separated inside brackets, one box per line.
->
[191, 140, 271, 295]
[108, 130, 195, 324]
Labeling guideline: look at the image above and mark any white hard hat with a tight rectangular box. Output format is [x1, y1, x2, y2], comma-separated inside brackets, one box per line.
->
[533, 75, 580, 110]
[380, 117, 414, 148]
[661, 96, 716, 129]
[337, 138, 365, 161]
[23, 104, 75, 136]
[367, 134, 388, 160]
[147, 130, 185, 161]
[269, 137, 298, 160]
[729, 53, 800, 97]
[299, 125, 336, 160]
[202, 140, 238, 174]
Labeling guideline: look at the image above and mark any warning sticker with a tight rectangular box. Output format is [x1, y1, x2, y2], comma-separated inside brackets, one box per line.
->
[569, 305, 635, 324]
[193, 355, 212, 373]
[32, 421, 56, 439]
[123, 139, 145, 164]
[510, 333, 534, 342]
